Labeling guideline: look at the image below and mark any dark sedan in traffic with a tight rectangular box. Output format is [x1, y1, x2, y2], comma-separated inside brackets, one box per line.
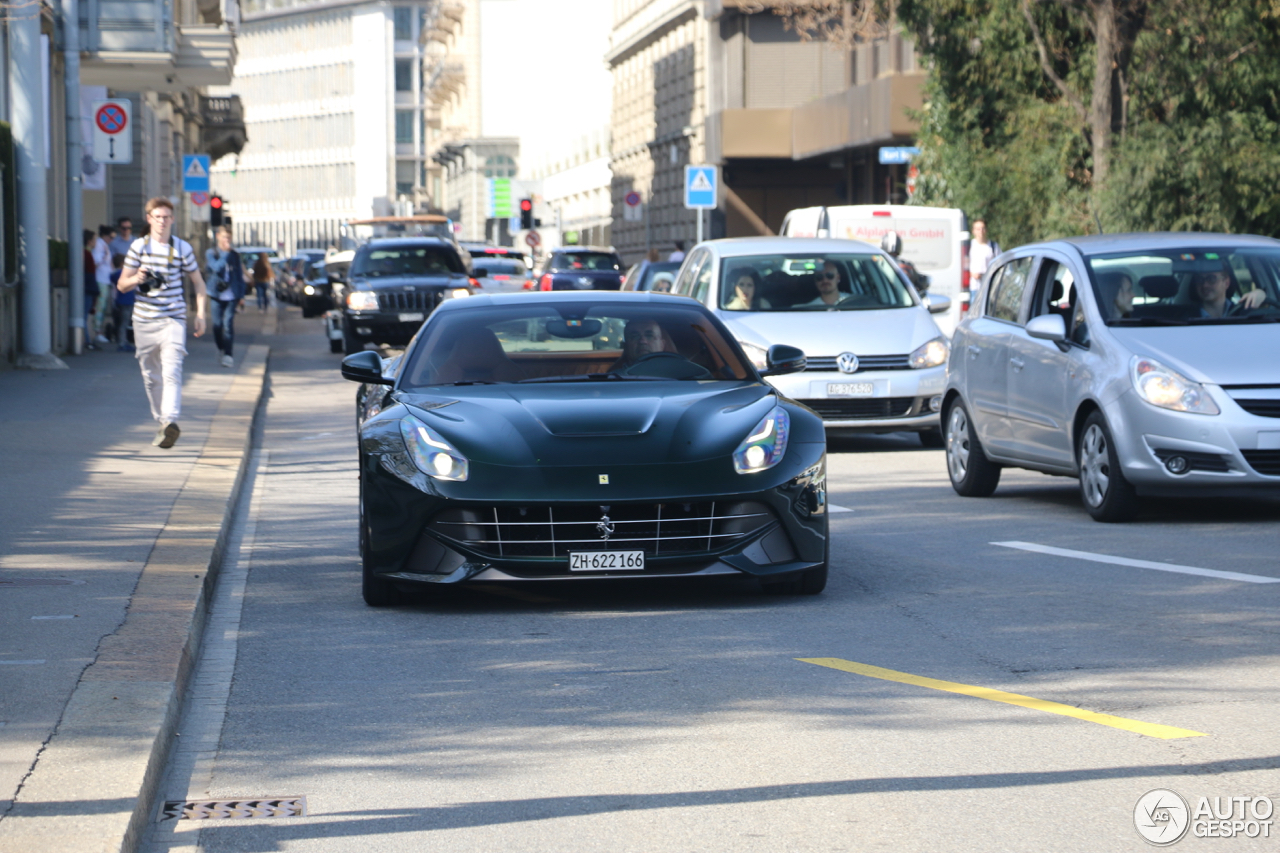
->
[536, 248, 625, 291]
[341, 292, 829, 605]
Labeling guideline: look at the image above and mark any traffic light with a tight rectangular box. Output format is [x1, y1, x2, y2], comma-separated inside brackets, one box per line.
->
[519, 198, 533, 230]
[210, 195, 225, 227]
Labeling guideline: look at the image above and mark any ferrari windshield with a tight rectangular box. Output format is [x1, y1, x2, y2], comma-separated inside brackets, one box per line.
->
[401, 302, 753, 387]
[1088, 248, 1280, 325]
[719, 253, 915, 311]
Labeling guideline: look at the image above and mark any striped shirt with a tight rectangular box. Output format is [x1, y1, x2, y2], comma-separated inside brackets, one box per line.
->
[124, 236, 198, 322]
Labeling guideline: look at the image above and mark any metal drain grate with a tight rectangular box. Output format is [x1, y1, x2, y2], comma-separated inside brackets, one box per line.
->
[0, 578, 83, 587]
[161, 797, 307, 821]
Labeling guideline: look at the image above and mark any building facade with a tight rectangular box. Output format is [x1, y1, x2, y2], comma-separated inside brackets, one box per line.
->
[212, 0, 434, 253]
[608, 0, 924, 264]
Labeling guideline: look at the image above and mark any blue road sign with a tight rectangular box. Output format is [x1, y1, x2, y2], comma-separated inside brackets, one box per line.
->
[182, 155, 210, 193]
[878, 147, 921, 165]
[684, 165, 718, 209]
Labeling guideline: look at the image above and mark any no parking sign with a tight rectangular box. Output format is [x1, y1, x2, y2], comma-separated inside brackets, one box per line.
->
[92, 100, 132, 164]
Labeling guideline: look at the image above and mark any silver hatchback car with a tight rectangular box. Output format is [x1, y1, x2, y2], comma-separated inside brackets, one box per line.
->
[944, 233, 1280, 521]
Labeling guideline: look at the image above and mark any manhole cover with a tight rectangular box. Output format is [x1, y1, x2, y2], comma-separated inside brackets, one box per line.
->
[161, 797, 307, 821]
[0, 578, 82, 587]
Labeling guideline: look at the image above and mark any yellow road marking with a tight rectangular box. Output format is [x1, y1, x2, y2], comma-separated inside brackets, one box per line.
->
[798, 658, 1207, 740]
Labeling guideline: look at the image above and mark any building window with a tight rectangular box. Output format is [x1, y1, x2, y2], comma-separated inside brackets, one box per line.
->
[484, 155, 516, 178]
[395, 59, 413, 92]
[395, 110, 415, 143]
[393, 6, 412, 40]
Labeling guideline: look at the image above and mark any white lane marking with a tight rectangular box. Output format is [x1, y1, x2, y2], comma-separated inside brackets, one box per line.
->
[994, 541, 1280, 584]
[0, 660, 47, 665]
[31, 615, 76, 620]
[829, 504, 853, 514]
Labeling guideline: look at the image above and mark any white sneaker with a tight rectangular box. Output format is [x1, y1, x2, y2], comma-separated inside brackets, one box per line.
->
[220, 354, 234, 368]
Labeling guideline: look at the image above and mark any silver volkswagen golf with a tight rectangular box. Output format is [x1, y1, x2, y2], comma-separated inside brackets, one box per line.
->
[670, 237, 953, 444]
[944, 233, 1280, 521]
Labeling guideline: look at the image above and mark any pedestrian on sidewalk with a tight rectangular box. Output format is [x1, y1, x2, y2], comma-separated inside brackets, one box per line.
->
[251, 255, 273, 312]
[205, 226, 245, 368]
[109, 216, 134, 258]
[92, 226, 115, 344]
[82, 231, 103, 349]
[668, 240, 686, 262]
[111, 254, 135, 352]
[968, 219, 1000, 288]
[116, 198, 207, 449]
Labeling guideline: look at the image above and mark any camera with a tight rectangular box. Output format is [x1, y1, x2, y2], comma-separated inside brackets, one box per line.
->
[214, 276, 230, 293]
[137, 269, 166, 295]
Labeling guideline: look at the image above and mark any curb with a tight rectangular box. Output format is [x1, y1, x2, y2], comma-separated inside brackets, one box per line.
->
[0, 344, 271, 853]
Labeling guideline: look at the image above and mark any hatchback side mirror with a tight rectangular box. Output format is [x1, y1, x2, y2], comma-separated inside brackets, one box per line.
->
[341, 350, 392, 384]
[1026, 313, 1067, 343]
[761, 344, 807, 376]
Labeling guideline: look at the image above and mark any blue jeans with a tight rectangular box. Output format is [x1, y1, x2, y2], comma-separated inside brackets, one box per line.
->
[210, 298, 237, 356]
[256, 281, 270, 309]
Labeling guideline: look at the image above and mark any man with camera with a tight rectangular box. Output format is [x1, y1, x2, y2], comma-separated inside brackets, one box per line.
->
[117, 197, 207, 448]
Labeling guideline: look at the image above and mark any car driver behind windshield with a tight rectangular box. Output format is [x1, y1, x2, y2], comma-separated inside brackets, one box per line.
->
[609, 318, 676, 371]
[799, 261, 844, 307]
[1192, 269, 1266, 318]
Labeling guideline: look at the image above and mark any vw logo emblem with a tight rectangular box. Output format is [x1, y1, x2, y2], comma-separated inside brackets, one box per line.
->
[595, 514, 615, 540]
[836, 352, 860, 374]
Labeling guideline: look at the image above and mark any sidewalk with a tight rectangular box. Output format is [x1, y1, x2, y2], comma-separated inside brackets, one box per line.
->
[0, 306, 275, 851]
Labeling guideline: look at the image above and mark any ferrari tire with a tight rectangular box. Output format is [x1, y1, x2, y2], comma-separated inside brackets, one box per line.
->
[918, 427, 945, 448]
[1077, 411, 1139, 523]
[359, 473, 400, 606]
[342, 318, 364, 355]
[945, 399, 1001, 497]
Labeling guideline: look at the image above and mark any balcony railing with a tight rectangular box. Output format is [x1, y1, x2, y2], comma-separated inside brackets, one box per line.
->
[79, 0, 237, 90]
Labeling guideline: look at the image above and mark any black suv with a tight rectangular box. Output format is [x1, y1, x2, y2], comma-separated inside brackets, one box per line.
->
[536, 247, 624, 290]
[336, 238, 473, 354]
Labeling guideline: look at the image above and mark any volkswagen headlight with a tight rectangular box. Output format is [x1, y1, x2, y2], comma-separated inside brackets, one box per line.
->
[399, 414, 469, 481]
[738, 340, 768, 370]
[347, 291, 379, 311]
[1130, 356, 1219, 415]
[909, 336, 949, 369]
[733, 406, 790, 474]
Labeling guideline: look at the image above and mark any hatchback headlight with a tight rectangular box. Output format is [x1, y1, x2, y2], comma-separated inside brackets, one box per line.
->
[733, 406, 790, 474]
[909, 336, 949, 369]
[399, 415, 469, 481]
[1130, 356, 1220, 415]
[347, 291, 379, 311]
[737, 340, 768, 370]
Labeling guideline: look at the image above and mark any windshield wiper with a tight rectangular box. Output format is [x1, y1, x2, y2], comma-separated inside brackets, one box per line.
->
[432, 380, 499, 386]
[1109, 316, 1189, 326]
[517, 373, 657, 383]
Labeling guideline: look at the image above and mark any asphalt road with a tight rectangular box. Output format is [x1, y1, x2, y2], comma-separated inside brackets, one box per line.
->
[144, 304, 1280, 852]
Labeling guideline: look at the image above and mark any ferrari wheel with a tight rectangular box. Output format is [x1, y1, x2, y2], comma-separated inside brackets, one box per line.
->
[359, 471, 400, 606]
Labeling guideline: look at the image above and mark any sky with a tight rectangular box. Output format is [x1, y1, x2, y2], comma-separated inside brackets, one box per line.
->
[478, 0, 613, 166]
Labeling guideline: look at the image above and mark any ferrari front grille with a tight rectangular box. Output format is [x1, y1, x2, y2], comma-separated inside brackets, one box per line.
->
[429, 501, 776, 559]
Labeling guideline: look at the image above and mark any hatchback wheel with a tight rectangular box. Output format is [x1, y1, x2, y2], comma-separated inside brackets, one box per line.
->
[1077, 411, 1139, 522]
[945, 400, 1001, 496]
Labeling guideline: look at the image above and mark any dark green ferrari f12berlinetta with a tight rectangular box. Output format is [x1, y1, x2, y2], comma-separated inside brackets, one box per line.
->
[341, 291, 828, 606]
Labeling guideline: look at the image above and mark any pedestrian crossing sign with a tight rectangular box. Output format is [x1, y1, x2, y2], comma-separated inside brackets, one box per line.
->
[684, 165, 717, 209]
[182, 155, 210, 193]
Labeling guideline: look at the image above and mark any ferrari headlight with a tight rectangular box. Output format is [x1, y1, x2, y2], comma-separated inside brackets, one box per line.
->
[909, 336, 949, 369]
[738, 340, 768, 370]
[1130, 356, 1219, 415]
[347, 291, 379, 311]
[399, 414, 469, 481]
[733, 406, 790, 474]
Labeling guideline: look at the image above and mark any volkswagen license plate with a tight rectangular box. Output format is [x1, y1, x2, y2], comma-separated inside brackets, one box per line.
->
[569, 551, 645, 571]
[828, 382, 874, 397]
[398, 312, 425, 323]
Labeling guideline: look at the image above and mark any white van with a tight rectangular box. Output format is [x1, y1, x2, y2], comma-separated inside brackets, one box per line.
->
[780, 204, 970, 335]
